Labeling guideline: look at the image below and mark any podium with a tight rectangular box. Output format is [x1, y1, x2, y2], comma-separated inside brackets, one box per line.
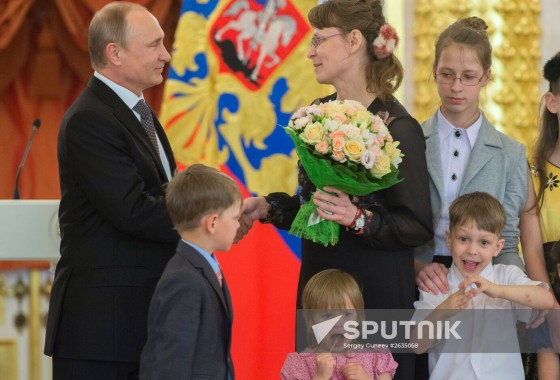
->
[0, 200, 60, 261]
[0, 200, 60, 380]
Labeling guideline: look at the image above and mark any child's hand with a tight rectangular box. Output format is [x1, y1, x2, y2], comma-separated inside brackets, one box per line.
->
[340, 361, 372, 380]
[437, 288, 474, 318]
[314, 353, 335, 380]
[461, 276, 500, 298]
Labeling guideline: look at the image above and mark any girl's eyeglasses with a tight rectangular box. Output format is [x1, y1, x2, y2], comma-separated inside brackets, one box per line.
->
[435, 72, 485, 86]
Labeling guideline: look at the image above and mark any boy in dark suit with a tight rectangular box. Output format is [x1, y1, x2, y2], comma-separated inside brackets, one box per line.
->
[140, 164, 241, 380]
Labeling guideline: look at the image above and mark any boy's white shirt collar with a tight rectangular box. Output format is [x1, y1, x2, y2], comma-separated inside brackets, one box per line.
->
[447, 261, 494, 293]
[94, 71, 143, 110]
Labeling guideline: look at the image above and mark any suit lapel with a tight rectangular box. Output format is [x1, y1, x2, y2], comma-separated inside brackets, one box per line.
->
[88, 77, 171, 182]
[153, 115, 176, 176]
[176, 242, 231, 317]
[460, 115, 503, 192]
[423, 115, 445, 208]
[221, 276, 234, 323]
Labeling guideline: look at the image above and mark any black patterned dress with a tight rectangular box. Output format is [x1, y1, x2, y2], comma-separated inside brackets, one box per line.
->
[265, 94, 433, 380]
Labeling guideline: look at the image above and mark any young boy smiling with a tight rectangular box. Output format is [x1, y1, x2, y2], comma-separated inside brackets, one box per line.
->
[413, 191, 553, 380]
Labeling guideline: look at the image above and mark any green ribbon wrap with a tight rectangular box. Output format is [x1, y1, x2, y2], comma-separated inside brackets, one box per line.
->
[286, 127, 402, 246]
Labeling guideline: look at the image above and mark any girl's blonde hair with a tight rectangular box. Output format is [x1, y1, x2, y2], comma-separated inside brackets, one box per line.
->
[302, 269, 365, 344]
[302, 269, 364, 310]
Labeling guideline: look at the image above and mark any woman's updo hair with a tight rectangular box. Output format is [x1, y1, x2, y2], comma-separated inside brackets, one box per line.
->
[434, 16, 492, 73]
[544, 52, 560, 94]
[308, 0, 403, 102]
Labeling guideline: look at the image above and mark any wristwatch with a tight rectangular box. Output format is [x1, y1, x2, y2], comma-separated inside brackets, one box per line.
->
[353, 211, 365, 230]
[348, 208, 365, 234]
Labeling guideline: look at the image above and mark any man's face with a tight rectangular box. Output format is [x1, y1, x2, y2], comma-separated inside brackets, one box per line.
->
[117, 9, 171, 95]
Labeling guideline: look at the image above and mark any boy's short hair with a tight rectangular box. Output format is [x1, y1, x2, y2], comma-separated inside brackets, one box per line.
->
[166, 164, 242, 233]
[448, 192, 506, 236]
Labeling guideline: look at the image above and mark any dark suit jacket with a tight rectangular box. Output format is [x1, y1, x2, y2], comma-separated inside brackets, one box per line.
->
[44, 76, 180, 363]
[140, 241, 234, 380]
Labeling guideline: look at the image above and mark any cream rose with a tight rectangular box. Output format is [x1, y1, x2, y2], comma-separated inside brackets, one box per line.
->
[343, 138, 365, 162]
[325, 102, 346, 116]
[369, 154, 391, 178]
[353, 110, 373, 125]
[300, 121, 324, 144]
[384, 141, 402, 165]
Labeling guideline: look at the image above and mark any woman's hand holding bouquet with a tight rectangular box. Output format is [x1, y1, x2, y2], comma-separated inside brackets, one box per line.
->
[285, 99, 403, 246]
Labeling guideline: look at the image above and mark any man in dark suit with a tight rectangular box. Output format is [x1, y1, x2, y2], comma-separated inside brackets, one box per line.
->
[44, 2, 179, 379]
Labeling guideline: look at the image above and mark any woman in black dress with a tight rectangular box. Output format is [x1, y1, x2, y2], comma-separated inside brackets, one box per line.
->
[242, 0, 433, 378]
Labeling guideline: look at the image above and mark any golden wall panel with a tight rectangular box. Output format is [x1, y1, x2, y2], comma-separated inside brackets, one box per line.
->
[0, 339, 18, 380]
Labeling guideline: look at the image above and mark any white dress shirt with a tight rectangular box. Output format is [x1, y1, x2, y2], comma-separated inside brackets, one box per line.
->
[434, 110, 482, 257]
[94, 71, 172, 180]
[414, 263, 545, 380]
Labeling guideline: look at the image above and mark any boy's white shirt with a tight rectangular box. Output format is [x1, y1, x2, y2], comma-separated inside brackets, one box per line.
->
[414, 263, 546, 380]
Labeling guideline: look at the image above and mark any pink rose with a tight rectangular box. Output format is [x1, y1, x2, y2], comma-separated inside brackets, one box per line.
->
[332, 150, 347, 163]
[315, 140, 330, 154]
[332, 136, 345, 151]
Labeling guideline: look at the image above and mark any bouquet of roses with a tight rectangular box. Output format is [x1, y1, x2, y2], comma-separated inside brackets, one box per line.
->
[285, 99, 403, 246]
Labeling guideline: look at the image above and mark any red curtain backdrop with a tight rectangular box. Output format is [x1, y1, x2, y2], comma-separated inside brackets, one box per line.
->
[0, 1, 181, 265]
[0, 0, 181, 201]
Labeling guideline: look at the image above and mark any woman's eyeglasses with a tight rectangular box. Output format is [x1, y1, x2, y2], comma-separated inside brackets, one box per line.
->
[310, 33, 344, 49]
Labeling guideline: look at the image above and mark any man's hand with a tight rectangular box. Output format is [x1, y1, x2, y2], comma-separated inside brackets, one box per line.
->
[234, 197, 267, 243]
[234, 213, 254, 243]
[242, 196, 268, 221]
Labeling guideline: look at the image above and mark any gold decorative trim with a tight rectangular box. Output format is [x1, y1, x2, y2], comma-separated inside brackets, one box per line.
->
[0, 338, 18, 380]
[29, 270, 40, 380]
